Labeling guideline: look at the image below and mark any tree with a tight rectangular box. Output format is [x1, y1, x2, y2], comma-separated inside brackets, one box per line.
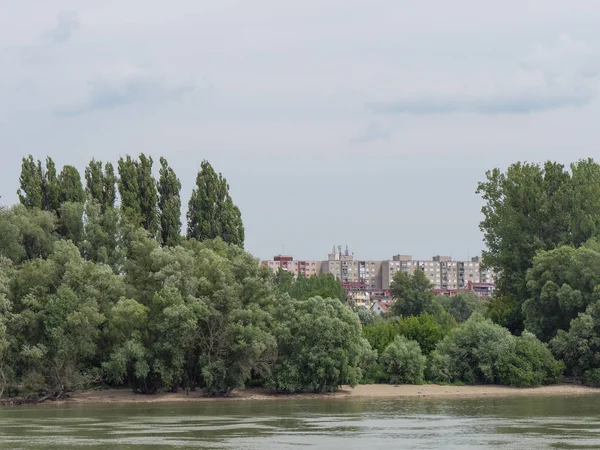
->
[551, 301, 600, 378]
[523, 240, 600, 342]
[380, 336, 426, 384]
[438, 292, 485, 323]
[282, 273, 346, 302]
[269, 296, 368, 393]
[42, 157, 61, 213]
[136, 154, 158, 237]
[85, 159, 104, 204]
[187, 160, 244, 247]
[0, 205, 57, 263]
[157, 157, 181, 246]
[390, 269, 436, 316]
[103, 163, 117, 211]
[428, 315, 563, 387]
[118, 156, 141, 225]
[58, 165, 85, 204]
[477, 160, 600, 332]
[362, 313, 449, 356]
[17, 155, 43, 210]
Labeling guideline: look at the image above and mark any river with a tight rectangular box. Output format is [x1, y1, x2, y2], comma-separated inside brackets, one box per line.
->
[1, 395, 599, 449]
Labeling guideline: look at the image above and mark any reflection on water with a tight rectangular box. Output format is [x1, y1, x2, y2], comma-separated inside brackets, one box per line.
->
[1, 395, 600, 449]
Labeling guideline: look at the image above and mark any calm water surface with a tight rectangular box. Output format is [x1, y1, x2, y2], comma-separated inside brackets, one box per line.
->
[1, 395, 600, 449]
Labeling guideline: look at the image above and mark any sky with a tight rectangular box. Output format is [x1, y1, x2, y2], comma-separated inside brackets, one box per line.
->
[2, 1, 600, 261]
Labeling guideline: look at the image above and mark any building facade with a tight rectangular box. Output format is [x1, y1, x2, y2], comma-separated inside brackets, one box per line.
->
[260, 246, 496, 297]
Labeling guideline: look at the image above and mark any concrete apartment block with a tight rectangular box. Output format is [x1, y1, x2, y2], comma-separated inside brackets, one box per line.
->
[260, 246, 497, 292]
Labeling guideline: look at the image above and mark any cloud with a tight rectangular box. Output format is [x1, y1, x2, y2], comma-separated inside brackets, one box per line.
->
[45, 11, 79, 44]
[56, 66, 196, 115]
[351, 122, 391, 143]
[369, 35, 600, 115]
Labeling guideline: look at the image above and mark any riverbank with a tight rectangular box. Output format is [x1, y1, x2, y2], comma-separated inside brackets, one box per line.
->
[50, 383, 600, 405]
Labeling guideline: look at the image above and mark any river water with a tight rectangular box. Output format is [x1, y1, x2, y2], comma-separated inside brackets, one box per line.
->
[1, 395, 600, 449]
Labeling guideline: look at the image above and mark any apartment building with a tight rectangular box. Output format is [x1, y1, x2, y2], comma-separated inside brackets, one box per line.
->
[261, 255, 322, 278]
[260, 246, 496, 293]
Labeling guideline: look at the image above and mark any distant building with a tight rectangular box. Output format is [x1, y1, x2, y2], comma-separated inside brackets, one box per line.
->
[369, 301, 391, 315]
[260, 246, 496, 299]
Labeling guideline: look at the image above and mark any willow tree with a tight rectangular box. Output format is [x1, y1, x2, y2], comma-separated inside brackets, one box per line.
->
[187, 160, 244, 247]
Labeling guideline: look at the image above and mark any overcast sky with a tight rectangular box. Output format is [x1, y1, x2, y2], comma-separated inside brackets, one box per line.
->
[2, 1, 600, 261]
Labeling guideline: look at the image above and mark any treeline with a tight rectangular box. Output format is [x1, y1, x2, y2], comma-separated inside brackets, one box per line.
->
[358, 158, 600, 388]
[15, 154, 244, 252]
[0, 158, 372, 400]
[3, 155, 600, 400]
[358, 269, 563, 386]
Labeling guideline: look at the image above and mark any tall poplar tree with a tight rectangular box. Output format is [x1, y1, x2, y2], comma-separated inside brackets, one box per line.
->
[58, 165, 85, 204]
[17, 155, 43, 209]
[85, 159, 104, 203]
[42, 157, 61, 213]
[103, 162, 117, 210]
[117, 155, 141, 225]
[187, 160, 244, 247]
[157, 157, 181, 246]
[136, 154, 158, 237]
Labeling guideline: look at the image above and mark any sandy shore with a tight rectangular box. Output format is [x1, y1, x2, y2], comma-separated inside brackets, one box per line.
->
[61, 384, 600, 405]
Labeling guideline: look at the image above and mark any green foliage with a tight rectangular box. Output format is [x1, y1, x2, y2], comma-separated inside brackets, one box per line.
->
[428, 315, 563, 387]
[380, 336, 426, 384]
[0, 205, 57, 263]
[523, 240, 600, 342]
[438, 292, 485, 323]
[85, 159, 104, 204]
[390, 269, 436, 316]
[583, 368, 600, 386]
[58, 165, 85, 205]
[18, 155, 43, 210]
[136, 154, 159, 237]
[42, 157, 61, 213]
[269, 296, 367, 393]
[157, 157, 182, 246]
[550, 302, 600, 377]
[187, 160, 244, 247]
[486, 294, 523, 333]
[477, 159, 600, 332]
[281, 273, 346, 302]
[118, 155, 142, 225]
[362, 313, 449, 356]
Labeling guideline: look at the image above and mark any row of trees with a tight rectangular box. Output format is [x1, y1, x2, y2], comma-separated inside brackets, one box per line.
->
[0, 204, 372, 400]
[16, 155, 244, 249]
[363, 158, 600, 388]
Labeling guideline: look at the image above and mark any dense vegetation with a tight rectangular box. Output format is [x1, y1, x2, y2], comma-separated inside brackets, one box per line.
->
[3, 155, 600, 401]
[0, 155, 369, 401]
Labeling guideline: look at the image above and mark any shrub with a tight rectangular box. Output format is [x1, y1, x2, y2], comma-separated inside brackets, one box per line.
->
[428, 315, 563, 387]
[362, 313, 450, 356]
[380, 336, 426, 384]
[269, 296, 367, 393]
[584, 369, 600, 386]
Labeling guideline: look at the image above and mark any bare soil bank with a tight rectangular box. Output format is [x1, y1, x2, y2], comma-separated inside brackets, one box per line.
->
[56, 384, 600, 405]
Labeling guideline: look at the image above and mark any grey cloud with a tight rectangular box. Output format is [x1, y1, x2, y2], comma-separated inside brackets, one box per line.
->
[56, 74, 196, 116]
[45, 11, 79, 44]
[351, 122, 391, 143]
[370, 35, 600, 115]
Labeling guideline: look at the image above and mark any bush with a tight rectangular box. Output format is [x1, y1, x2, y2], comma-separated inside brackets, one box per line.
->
[362, 313, 450, 356]
[269, 296, 367, 393]
[380, 336, 426, 384]
[428, 315, 563, 387]
[498, 332, 564, 387]
[584, 369, 600, 386]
